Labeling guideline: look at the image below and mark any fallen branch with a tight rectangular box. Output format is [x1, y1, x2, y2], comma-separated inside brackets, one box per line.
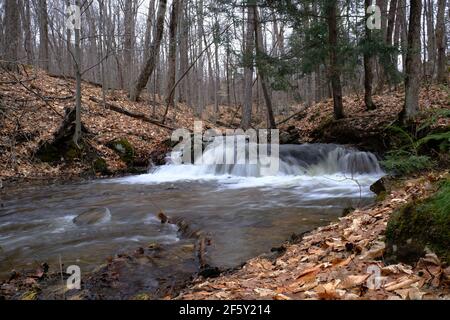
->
[0, 76, 36, 85]
[45, 94, 74, 101]
[229, 105, 242, 128]
[276, 105, 310, 126]
[89, 96, 174, 130]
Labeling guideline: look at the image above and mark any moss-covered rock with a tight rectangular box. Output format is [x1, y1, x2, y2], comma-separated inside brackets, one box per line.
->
[36, 108, 89, 163]
[385, 179, 450, 264]
[93, 157, 109, 175]
[107, 138, 135, 164]
[370, 178, 387, 195]
[37, 140, 83, 163]
[65, 141, 84, 161]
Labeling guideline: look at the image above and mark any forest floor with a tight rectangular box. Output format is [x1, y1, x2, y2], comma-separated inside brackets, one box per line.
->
[0, 66, 200, 183]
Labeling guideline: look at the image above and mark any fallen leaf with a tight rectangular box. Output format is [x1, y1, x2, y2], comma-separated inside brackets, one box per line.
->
[339, 274, 370, 289]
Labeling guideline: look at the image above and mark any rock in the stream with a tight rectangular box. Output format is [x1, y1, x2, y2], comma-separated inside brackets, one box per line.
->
[370, 177, 387, 195]
[157, 211, 169, 224]
[280, 126, 301, 144]
[73, 208, 111, 226]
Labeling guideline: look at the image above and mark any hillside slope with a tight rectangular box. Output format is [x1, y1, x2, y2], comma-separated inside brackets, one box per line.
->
[1, 66, 449, 182]
[0, 66, 197, 181]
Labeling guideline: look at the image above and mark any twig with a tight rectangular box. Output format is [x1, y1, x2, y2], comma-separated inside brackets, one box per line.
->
[89, 96, 174, 130]
[276, 105, 309, 126]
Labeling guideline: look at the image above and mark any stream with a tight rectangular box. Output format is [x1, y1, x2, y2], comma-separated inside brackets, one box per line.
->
[0, 143, 383, 293]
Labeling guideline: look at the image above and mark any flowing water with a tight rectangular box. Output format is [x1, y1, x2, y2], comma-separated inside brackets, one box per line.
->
[0, 143, 383, 282]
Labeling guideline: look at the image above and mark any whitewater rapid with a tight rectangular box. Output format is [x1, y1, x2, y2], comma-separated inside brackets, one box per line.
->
[116, 142, 384, 190]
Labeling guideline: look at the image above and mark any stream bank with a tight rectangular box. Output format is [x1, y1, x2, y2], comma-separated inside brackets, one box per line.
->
[175, 171, 450, 300]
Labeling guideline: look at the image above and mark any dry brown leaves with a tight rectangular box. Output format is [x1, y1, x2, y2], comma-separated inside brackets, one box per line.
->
[177, 172, 450, 300]
[0, 66, 201, 180]
[277, 87, 449, 142]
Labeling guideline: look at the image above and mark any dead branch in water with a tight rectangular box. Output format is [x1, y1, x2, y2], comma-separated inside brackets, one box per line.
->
[156, 211, 211, 269]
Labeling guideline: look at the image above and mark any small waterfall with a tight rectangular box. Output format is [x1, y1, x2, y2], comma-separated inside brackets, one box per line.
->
[281, 144, 383, 176]
[155, 139, 383, 178]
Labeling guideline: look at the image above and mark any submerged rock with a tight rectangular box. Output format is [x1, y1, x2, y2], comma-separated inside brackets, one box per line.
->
[73, 208, 111, 226]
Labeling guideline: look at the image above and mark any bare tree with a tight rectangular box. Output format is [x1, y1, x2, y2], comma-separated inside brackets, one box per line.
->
[436, 0, 448, 83]
[37, 0, 50, 71]
[241, 0, 256, 129]
[196, 0, 205, 116]
[129, 0, 168, 102]
[364, 0, 376, 111]
[20, 0, 33, 64]
[254, 6, 276, 129]
[163, 0, 182, 122]
[326, 0, 344, 120]
[400, 0, 422, 123]
[123, 0, 137, 89]
[1, 0, 20, 71]
[424, 0, 436, 79]
[73, 0, 82, 145]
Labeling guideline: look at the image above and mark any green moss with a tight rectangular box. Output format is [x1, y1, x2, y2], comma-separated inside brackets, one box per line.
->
[380, 153, 434, 176]
[65, 141, 83, 161]
[108, 138, 135, 164]
[37, 144, 60, 163]
[132, 293, 152, 300]
[93, 157, 109, 175]
[37, 141, 83, 163]
[386, 179, 450, 264]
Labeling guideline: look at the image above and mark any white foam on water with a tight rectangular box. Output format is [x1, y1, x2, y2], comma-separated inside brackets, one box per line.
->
[111, 141, 384, 193]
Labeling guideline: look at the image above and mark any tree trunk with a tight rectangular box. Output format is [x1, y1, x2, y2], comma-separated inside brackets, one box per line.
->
[2, 0, 20, 71]
[178, 4, 189, 104]
[254, 6, 276, 129]
[375, 0, 388, 91]
[326, 0, 344, 120]
[436, 0, 448, 83]
[386, 0, 398, 45]
[401, 0, 422, 123]
[196, 0, 205, 116]
[21, 0, 33, 64]
[123, 0, 136, 89]
[38, 0, 50, 71]
[143, 0, 156, 57]
[241, 0, 256, 129]
[398, 0, 408, 72]
[385, 0, 399, 82]
[214, 16, 221, 119]
[129, 0, 168, 102]
[425, 0, 436, 79]
[73, 0, 82, 145]
[163, 0, 182, 122]
[364, 0, 377, 111]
